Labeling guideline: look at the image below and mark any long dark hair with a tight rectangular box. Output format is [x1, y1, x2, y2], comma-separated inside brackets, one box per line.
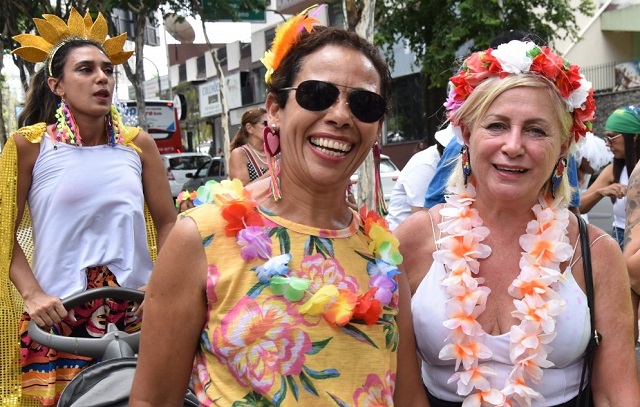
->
[612, 133, 640, 184]
[230, 108, 267, 150]
[18, 39, 104, 127]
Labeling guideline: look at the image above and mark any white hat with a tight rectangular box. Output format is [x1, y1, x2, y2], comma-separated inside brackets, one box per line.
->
[434, 124, 456, 147]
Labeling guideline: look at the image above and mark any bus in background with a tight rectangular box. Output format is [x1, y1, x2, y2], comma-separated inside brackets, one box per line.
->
[120, 100, 183, 154]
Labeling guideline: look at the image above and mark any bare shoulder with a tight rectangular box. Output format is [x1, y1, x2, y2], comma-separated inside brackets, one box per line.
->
[131, 130, 158, 151]
[155, 215, 207, 285]
[394, 206, 440, 294]
[230, 147, 245, 157]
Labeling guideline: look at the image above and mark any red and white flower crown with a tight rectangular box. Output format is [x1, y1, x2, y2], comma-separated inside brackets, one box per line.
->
[444, 40, 595, 144]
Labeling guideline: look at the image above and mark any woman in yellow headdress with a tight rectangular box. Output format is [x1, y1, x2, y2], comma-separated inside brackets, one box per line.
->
[1, 8, 176, 405]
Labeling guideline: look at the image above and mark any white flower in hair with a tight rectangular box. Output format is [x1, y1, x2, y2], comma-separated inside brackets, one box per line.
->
[491, 40, 536, 74]
[565, 77, 592, 111]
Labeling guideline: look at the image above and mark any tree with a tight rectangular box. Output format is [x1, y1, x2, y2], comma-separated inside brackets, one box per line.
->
[0, 0, 50, 147]
[373, 0, 595, 145]
[188, 0, 266, 170]
[344, 0, 381, 212]
[375, 0, 595, 89]
[88, 0, 200, 131]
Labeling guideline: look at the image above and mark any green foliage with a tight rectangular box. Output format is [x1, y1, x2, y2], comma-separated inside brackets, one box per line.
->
[374, 0, 595, 88]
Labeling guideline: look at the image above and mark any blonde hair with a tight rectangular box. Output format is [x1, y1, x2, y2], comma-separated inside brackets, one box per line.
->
[447, 74, 575, 203]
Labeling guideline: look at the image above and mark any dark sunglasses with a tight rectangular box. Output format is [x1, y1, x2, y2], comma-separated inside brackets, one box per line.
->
[279, 80, 386, 123]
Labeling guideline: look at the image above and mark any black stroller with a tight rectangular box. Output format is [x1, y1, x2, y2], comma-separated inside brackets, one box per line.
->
[29, 287, 199, 407]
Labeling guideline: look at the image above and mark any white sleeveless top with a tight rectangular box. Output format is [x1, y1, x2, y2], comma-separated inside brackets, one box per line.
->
[412, 220, 591, 406]
[28, 136, 153, 298]
[613, 166, 628, 229]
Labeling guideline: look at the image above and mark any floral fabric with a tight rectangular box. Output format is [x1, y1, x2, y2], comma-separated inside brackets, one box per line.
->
[18, 266, 141, 406]
[185, 204, 399, 406]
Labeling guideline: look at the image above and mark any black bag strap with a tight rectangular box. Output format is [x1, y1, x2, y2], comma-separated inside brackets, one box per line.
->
[576, 215, 601, 407]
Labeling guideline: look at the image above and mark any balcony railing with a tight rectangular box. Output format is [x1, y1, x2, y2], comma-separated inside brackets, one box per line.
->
[582, 60, 640, 93]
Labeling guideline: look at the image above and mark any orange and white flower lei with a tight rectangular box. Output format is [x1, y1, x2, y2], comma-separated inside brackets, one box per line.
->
[434, 184, 573, 407]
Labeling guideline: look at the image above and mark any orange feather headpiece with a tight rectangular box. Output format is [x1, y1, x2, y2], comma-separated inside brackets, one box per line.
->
[260, 5, 323, 86]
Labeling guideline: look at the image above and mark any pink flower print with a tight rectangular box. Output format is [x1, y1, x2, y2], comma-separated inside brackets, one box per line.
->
[211, 296, 312, 394]
[353, 371, 396, 407]
[299, 254, 359, 293]
[205, 264, 220, 303]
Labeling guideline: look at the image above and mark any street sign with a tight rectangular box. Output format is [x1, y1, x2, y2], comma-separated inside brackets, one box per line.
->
[202, 0, 266, 23]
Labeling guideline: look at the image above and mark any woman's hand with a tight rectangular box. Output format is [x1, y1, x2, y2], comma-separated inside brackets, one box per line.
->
[24, 291, 67, 327]
[598, 182, 627, 199]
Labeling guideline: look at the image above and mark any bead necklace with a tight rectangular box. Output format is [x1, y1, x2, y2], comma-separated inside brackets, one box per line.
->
[55, 103, 124, 147]
[246, 143, 268, 166]
[436, 184, 572, 406]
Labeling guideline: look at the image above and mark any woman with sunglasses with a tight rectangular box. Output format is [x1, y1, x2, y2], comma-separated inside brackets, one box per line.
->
[579, 106, 640, 250]
[229, 107, 269, 186]
[394, 42, 639, 406]
[130, 6, 427, 407]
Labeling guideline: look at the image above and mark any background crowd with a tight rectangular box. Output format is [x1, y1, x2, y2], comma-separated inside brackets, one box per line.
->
[1, 6, 639, 407]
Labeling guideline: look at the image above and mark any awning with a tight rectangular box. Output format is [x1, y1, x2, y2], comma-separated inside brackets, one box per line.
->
[601, 4, 640, 32]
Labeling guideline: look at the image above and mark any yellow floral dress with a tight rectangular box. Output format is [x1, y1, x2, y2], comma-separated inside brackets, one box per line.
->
[184, 202, 400, 406]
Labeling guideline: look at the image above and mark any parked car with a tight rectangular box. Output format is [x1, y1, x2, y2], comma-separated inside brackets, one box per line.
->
[182, 156, 227, 192]
[350, 154, 400, 203]
[161, 152, 211, 198]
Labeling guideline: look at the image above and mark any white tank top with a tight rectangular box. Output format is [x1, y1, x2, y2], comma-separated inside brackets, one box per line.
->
[28, 136, 153, 298]
[412, 221, 591, 406]
[612, 167, 628, 229]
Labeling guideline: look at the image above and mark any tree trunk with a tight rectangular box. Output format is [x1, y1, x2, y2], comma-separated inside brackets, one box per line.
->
[129, 11, 149, 131]
[344, 0, 378, 211]
[201, 21, 231, 172]
[98, 6, 149, 130]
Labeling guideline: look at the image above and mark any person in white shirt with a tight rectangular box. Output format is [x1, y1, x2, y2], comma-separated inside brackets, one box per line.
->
[385, 126, 453, 229]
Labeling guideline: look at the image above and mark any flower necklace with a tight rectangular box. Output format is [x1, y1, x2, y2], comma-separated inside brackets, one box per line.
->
[193, 179, 402, 326]
[55, 103, 124, 147]
[434, 184, 572, 406]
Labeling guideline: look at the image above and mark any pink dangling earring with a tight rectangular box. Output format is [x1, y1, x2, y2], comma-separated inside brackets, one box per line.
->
[263, 123, 282, 201]
[373, 142, 388, 217]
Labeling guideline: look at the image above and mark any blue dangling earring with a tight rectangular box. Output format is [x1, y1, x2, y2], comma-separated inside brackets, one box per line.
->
[550, 156, 567, 198]
[461, 145, 471, 186]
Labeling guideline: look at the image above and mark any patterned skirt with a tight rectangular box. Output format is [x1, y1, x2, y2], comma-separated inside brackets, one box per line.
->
[18, 266, 142, 406]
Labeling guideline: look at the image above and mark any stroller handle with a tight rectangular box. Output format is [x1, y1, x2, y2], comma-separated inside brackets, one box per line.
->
[28, 287, 145, 360]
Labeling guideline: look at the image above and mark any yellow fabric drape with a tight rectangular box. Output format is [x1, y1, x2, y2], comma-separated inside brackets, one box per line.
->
[0, 125, 157, 406]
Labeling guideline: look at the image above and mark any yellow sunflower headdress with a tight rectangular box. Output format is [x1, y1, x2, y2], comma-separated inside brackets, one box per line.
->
[260, 4, 323, 86]
[12, 7, 133, 76]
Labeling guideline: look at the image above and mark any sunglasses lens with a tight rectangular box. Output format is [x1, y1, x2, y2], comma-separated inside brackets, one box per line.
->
[291, 80, 385, 123]
[295, 80, 339, 112]
[348, 90, 386, 123]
